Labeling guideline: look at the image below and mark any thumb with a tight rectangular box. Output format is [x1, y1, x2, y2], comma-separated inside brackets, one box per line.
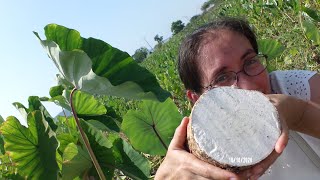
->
[275, 115, 289, 153]
[168, 117, 189, 150]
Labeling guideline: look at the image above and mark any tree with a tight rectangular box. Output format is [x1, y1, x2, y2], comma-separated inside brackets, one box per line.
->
[154, 34, 164, 44]
[171, 20, 185, 35]
[132, 47, 149, 63]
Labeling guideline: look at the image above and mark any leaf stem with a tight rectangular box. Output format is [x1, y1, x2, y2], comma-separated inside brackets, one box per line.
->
[70, 88, 106, 180]
[147, 106, 168, 150]
[151, 124, 168, 150]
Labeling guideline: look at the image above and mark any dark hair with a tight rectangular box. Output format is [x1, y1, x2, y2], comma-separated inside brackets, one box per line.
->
[178, 17, 258, 93]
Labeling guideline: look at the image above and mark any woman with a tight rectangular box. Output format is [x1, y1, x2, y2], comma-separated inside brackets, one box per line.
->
[155, 17, 320, 179]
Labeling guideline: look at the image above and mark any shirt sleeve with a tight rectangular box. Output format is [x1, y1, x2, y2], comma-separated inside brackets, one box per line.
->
[269, 70, 317, 101]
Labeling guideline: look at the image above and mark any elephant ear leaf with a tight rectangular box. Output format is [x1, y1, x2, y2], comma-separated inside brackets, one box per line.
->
[113, 138, 151, 180]
[121, 98, 182, 155]
[34, 24, 170, 102]
[258, 39, 285, 61]
[64, 90, 107, 116]
[12, 96, 58, 131]
[0, 111, 59, 179]
[62, 143, 92, 180]
[302, 20, 320, 45]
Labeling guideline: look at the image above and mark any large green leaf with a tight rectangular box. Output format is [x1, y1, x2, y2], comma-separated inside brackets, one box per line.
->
[80, 120, 116, 180]
[49, 85, 65, 98]
[80, 120, 150, 178]
[65, 90, 107, 116]
[62, 143, 92, 180]
[0, 154, 24, 179]
[47, 85, 71, 110]
[302, 7, 320, 22]
[57, 133, 78, 153]
[55, 116, 79, 149]
[258, 39, 285, 61]
[46, 88, 107, 116]
[121, 98, 182, 155]
[13, 96, 58, 131]
[113, 138, 151, 180]
[34, 24, 170, 101]
[12, 102, 28, 122]
[0, 111, 59, 179]
[303, 20, 320, 45]
[79, 115, 121, 132]
[80, 120, 150, 179]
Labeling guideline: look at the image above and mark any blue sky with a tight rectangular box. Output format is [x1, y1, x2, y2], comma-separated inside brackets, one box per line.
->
[0, 0, 206, 122]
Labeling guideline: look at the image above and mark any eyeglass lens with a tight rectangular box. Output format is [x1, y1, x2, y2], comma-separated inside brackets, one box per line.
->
[212, 55, 267, 88]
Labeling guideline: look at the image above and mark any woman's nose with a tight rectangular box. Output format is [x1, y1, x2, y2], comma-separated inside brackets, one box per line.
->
[235, 73, 259, 90]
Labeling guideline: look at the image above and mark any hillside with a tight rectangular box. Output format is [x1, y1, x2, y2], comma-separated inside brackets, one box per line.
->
[141, 0, 320, 116]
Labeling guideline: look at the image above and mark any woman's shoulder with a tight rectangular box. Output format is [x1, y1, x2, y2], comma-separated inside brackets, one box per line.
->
[269, 70, 317, 100]
[269, 70, 316, 79]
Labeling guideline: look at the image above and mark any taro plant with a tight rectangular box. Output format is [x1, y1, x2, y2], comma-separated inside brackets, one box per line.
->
[0, 24, 182, 179]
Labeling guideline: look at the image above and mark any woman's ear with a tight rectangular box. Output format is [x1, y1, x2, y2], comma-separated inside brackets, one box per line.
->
[186, 90, 200, 104]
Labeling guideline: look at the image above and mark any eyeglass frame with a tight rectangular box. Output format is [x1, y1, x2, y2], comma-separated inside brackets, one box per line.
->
[201, 54, 268, 90]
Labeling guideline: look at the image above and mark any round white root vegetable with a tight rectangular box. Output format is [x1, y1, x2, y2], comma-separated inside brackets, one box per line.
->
[187, 87, 281, 172]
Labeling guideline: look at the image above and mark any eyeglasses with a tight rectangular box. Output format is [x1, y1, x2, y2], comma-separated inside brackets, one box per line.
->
[202, 54, 268, 90]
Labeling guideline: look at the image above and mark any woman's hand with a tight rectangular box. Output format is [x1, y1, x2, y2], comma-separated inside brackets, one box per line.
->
[155, 117, 241, 180]
[156, 113, 289, 179]
[267, 93, 320, 138]
[239, 101, 289, 179]
[267, 94, 306, 130]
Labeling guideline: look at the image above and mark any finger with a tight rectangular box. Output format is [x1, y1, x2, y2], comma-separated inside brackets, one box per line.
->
[275, 131, 288, 154]
[275, 115, 289, 153]
[187, 156, 239, 180]
[169, 117, 189, 150]
[243, 150, 280, 178]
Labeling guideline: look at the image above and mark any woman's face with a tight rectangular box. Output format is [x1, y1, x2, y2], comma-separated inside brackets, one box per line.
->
[197, 29, 271, 94]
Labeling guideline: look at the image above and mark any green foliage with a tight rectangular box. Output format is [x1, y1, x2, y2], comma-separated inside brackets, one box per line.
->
[49, 85, 65, 98]
[190, 14, 201, 22]
[1, 0, 320, 179]
[1, 22, 175, 178]
[201, 0, 217, 12]
[13, 96, 58, 131]
[0, 154, 24, 179]
[142, 0, 320, 116]
[302, 7, 320, 22]
[113, 138, 151, 180]
[66, 90, 107, 116]
[303, 20, 320, 45]
[171, 20, 185, 35]
[62, 143, 92, 180]
[41, 24, 170, 102]
[258, 39, 285, 60]
[122, 98, 182, 155]
[132, 47, 149, 63]
[0, 112, 59, 179]
[80, 120, 151, 179]
[0, 116, 4, 124]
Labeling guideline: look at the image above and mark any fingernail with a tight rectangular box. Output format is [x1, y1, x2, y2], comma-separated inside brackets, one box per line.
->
[229, 178, 237, 180]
